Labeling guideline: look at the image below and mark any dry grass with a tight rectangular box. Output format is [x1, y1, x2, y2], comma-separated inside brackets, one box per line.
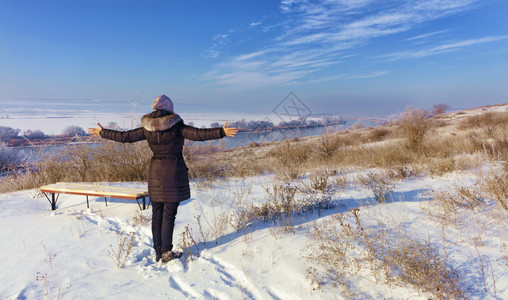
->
[1, 104, 507, 197]
[459, 111, 508, 138]
[0, 139, 151, 193]
[267, 139, 311, 179]
[305, 208, 464, 298]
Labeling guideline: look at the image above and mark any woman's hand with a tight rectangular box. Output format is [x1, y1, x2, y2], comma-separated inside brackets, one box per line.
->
[87, 123, 103, 136]
[223, 122, 238, 137]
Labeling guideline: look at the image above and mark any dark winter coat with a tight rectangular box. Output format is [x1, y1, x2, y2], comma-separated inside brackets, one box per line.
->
[99, 111, 225, 203]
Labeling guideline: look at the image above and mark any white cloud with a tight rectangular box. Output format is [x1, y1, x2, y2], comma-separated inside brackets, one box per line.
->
[406, 29, 451, 41]
[204, 0, 482, 89]
[308, 70, 390, 83]
[383, 35, 508, 60]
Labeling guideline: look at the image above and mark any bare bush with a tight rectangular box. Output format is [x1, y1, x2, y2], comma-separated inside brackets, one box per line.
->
[431, 103, 450, 116]
[398, 107, 433, 151]
[261, 182, 299, 219]
[428, 185, 487, 224]
[380, 236, 463, 298]
[358, 172, 394, 203]
[0, 142, 24, 171]
[0, 126, 20, 139]
[366, 126, 391, 142]
[24, 129, 46, 139]
[61, 125, 86, 137]
[305, 209, 464, 298]
[300, 169, 337, 215]
[315, 130, 340, 159]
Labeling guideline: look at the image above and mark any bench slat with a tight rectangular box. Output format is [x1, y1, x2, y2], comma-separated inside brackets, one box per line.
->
[40, 183, 149, 199]
[50, 182, 148, 192]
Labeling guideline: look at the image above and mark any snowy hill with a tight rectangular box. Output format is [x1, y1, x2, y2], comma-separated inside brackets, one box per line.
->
[1, 103, 507, 299]
[1, 170, 506, 299]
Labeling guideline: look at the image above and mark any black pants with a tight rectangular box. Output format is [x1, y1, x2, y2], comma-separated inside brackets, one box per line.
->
[152, 201, 180, 252]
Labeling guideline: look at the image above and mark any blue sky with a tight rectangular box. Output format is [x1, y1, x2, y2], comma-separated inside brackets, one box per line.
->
[1, 0, 507, 116]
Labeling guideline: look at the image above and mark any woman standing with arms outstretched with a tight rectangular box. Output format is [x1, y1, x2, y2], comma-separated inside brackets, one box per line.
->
[88, 95, 237, 263]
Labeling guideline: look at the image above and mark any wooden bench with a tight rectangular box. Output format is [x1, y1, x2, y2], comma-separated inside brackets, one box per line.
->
[40, 182, 150, 211]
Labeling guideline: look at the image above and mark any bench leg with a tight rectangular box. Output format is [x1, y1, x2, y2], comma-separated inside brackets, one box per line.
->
[51, 193, 56, 210]
[42, 192, 58, 210]
[135, 196, 147, 210]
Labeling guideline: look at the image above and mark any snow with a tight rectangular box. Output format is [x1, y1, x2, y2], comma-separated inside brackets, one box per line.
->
[1, 170, 507, 299]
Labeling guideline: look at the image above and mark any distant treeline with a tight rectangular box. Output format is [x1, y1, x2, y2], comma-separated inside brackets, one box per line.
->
[0, 116, 346, 146]
[208, 116, 345, 131]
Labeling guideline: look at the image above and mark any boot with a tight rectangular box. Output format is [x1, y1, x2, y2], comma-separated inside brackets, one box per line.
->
[161, 250, 182, 263]
[155, 246, 162, 262]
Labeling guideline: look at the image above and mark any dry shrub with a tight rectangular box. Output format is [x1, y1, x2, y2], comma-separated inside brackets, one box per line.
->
[256, 182, 299, 220]
[315, 130, 341, 159]
[305, 210, 366, 296]
[428, 157, 457, 176]
[305, 209, 464, 298]
[398, 107, 433, 151]
[429, 186, 486, 224]
[480, 172, 508, 210]
[243, 178, 338, 234]
[357, 171, 395, 203]
[187, 158, 228, 184]
[459, 112, 508, 138]
[380, 236, 463, 298]
[366, 126, 391, 142]
[389, 165, 419, 180]
[268, 139, 311, 179]
[300, 169, 337, 215]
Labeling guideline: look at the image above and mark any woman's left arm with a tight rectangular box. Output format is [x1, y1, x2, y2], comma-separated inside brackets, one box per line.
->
[180, 122, 237, 141]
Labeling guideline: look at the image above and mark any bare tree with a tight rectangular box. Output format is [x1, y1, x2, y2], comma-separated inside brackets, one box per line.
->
[62, 125, 86, 137]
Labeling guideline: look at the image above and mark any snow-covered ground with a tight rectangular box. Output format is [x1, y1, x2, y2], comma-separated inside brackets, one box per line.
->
[1, 168, 506, 299]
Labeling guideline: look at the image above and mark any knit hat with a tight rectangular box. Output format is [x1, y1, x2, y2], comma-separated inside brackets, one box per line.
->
[151, 95, 174, 113]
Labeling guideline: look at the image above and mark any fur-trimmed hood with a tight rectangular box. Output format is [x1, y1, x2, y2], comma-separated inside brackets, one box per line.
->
[141, 113, 182, 131]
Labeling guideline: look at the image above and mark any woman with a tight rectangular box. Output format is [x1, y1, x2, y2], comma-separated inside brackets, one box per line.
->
[88, 95, 237, 263]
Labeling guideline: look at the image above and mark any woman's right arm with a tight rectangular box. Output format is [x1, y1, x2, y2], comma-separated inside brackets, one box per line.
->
[179, 121, 237, 141]
[100, 127, 146, 143]
[88, 123, 146, 143]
